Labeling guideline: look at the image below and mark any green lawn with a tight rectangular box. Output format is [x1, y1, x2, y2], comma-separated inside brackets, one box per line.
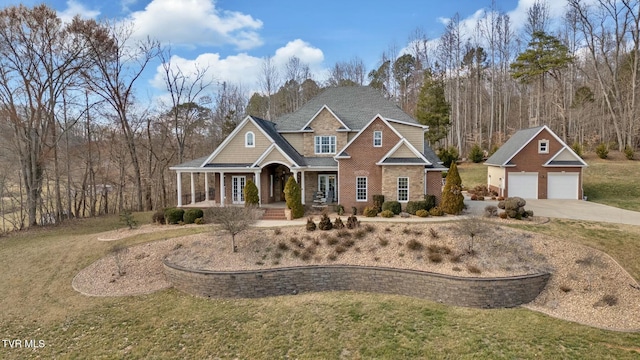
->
[1, 213, 640, 358]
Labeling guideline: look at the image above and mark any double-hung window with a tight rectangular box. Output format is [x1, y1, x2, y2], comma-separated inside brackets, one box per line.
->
[398, 177, 409, 202]
[314, 136, 336, 154]
[373, 131, 382, 147]
[245, 131, 255, 148]
[356, 177, 367, 202]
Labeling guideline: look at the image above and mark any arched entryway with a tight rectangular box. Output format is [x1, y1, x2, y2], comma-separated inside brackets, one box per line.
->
[262, 163, 292, 204]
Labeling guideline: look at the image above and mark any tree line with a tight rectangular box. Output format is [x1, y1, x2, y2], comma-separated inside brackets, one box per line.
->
[0, 1, 638, 231]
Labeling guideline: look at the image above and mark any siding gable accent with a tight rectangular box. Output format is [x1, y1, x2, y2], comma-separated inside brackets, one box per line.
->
[203, 116, 275, 166]
[376, 138, 431, 166]
[254, 143, 301, 168]
[300, 105, 351, 132]
[544, 147, 588, 167]
[335, 114, 403, 160]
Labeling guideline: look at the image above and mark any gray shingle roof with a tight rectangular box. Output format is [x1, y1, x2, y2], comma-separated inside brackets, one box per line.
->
[381, 157, 429, 164]
[305, 157, 338, 167]
[252, 116, 306, 166]
[275, 86, 418, 131]
[485, 126, 545, 166]
[171, 156, 209, 169]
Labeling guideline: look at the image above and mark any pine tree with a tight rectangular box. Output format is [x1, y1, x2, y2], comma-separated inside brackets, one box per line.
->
[415, 69, 451, 146]
[440, 162, 464, 215]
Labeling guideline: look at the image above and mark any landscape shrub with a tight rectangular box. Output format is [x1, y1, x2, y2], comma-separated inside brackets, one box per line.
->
[571, 142, 584, 158]
[335, 204, 345, 215]
[194, 217, 205, 225]
[333, 217, 344, 229]
[423, 194, 436, 210]
[406, 239, 423, 251]
[351, 206, 358, 215]
[346, 215, 360, 229]
[405, 200, 429, 215]
[595, 143, 609, 159]
[306, 217, 316, 231]
[437, 146, 459, 168]
[415, 209, 429, 217]
[183, 208, 204, 224]
[429, 206, 445, 216]
[119, 209, 137, 229]
[468, 143, 483, 163]
[440, 162, 464, 215]
[379, 210, 394, 218]
[363, 206, 378, 217]
[318, 213, 333, 230]
[152, 211, 165, 225]
[498, 197, 530, 219]
[624, 145, 635, 160]
[243, 179, 259, 206]
[372, 195, 385, 212]
[483, 205, 498, 218]
[164, 208, 185, 224]
[428, 253, 443, 263]
[381, 201, 401, 215]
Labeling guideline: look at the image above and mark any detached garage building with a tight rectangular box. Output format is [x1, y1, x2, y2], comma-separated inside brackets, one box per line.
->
[485, 125, 588, 200]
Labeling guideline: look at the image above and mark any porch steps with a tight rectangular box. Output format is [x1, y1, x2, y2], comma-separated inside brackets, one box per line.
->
[261, 208, 287, 220]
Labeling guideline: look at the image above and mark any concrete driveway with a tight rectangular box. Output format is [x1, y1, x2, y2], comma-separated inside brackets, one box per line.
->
[465, 197, 640, 226]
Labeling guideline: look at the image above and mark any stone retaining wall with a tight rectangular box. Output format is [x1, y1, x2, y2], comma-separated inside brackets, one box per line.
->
[163, 261, 550, 308]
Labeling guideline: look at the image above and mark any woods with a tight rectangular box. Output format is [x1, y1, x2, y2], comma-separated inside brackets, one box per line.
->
[0, 1, 639, 232]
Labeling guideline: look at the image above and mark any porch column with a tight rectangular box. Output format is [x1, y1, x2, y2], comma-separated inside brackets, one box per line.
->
[254, 170, 261, 206]
[190, 172, 196, 204]
[300, 170, 305, 205]
[220, 171, 225, 206]
[177, 171, 182, 207]
[204, 172, 209, 201]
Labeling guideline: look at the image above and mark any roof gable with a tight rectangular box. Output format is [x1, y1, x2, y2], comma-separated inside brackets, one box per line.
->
[276, 86, 418, 131]
[203, 116, 270, 165]
[300, 105, 351, 132]
[544, 147, 588, 167]
[335, 114, 402, 159]
[485, 125, 548, 166]
[253, 143, 300, 168]
[377, 139, 431, 165]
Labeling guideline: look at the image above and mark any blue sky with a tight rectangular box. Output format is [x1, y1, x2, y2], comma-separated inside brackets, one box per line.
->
[0, 0, 572, 99]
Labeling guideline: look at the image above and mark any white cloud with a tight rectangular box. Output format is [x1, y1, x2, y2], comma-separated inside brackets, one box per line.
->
[58, 0, 100, 22]
[128, 0, 263, 50]
[151, 39, 326, 96]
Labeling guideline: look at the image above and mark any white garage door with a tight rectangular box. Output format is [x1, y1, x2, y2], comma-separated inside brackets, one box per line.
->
[508, 173, 538, 199]
[547, 172, 579, 199]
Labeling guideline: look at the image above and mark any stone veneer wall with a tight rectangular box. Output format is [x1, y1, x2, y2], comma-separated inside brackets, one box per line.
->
[164, 262, 550, 308]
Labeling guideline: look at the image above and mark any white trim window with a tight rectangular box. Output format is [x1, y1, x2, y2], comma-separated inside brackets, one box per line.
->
[398, 177, 409, 202]
[538, 139, 549, 154]
[314, 135, 336, 154]
[356, 177, 367, 202]
[373, 130, 382, 147]
[245, 131, 255, 148]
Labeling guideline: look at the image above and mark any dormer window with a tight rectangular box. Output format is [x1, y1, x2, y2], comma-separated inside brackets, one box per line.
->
[245, 131, 255, 148]
[538, 139, 549, 154]
[373, 131, 382, 147]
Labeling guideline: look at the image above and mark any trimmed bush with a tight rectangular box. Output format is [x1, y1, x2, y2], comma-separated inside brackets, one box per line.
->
[440, 162, 464, 215]
[372, 195, 385, 212]
[152, 211, 165, 225]
[484, 205, 498, 218]
[333, 217, 345, 229]
[244, 179, 259, 206]
[184, 208, 204, 224]
[437, 146, 459, 168]
[335, 204, 345, 216]
[379, 209, 394, 218]
[498, 197, 530, 219]
[346, 215, 360, 229]
[363, 206, 378, 217]
[423, 194, 436, 210]
[164, 208, 185, 224]
[306, 217, 316, 231]
[194, 217, 205, 225]
[468, 143, 483, 163]
[595, 143, 609, 159]
[406, 200, 429, 215]
[284, 176, 304, 219]
[415, 209, 429, 217]
[381, 201, 401, 215]
[429, 206, 444, 216]
[318, 213, 333, 230]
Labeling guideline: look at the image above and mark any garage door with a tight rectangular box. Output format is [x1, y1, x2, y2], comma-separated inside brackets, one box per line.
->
[547, 172, 579, 199]
[508, 172, 538, 199]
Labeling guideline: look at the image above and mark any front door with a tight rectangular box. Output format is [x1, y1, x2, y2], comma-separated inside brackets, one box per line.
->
[232, 176, 246, 204]
[318, 174, 337, 203]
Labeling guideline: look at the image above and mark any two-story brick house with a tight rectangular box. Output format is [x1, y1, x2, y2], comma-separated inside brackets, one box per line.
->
[170, 86, 445, 211]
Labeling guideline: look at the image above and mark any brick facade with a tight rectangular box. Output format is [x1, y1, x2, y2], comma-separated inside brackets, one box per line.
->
[164, 261, 550, 309]
[302, 108, 349, 158]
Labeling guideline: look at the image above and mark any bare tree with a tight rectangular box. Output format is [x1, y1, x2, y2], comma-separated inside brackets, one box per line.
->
[79, 21, 160, 211]
[258, 56, 280, 120]
[207, 206, 259, 253]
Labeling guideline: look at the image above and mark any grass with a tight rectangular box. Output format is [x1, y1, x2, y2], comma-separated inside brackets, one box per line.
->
[457, 152, 640, 211]
[1, 213, 640, 358]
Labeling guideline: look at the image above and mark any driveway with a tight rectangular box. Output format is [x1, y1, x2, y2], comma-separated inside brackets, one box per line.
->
[465, 197, 640, 226]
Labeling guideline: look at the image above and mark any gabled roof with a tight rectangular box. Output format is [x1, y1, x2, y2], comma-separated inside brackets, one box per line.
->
[276, 86, 418, 131]
[335, 114, 403, 159]
[170, 156, 209, 170]
[299, 105, 351, 132]
[202, 115, 305, 168]
[544, 147, 588, 167]
[484, 125, 586, 167]
[376, 138, 431, 166]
